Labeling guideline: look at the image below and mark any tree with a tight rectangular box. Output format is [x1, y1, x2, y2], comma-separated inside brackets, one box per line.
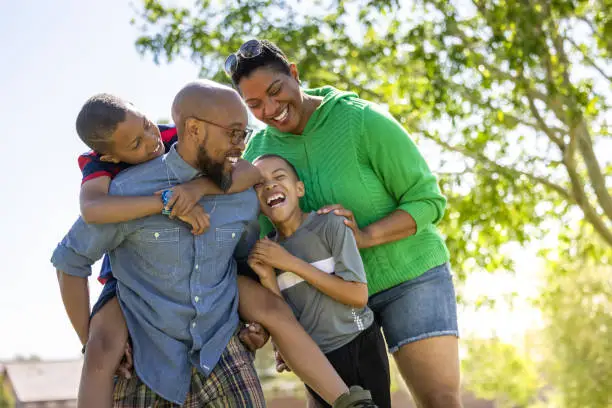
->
[132, 0, 611, 284]
[461, 337, 541, 407]
[536, 233, 612, 408]
[0, 375, 12, 408]
[132, 1, 612, 405]
[459, 229, 612, 407]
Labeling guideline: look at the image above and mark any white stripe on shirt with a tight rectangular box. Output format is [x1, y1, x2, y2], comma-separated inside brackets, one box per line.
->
[277, 256, 335, 291]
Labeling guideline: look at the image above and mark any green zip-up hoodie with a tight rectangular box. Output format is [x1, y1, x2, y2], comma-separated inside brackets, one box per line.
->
[244, 86, 450, 295]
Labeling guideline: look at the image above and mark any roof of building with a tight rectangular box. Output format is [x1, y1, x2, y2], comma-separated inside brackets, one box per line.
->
[3, 359, 82, 402]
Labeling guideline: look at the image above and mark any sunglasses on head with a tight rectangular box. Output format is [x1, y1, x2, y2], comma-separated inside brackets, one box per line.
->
[223, 39, 264, 77]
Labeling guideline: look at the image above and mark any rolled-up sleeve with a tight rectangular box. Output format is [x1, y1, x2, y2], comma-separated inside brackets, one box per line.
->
[362, 103, 447, 233]
[51, 217, 126, 278]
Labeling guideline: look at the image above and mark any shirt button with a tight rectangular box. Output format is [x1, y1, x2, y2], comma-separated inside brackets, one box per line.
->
[192, 322, 197, 328]
[154, 232, 159, 239]
[194, 296, 200, 302]
[232, 232, 236, 239]
[195, 265, 199, 270]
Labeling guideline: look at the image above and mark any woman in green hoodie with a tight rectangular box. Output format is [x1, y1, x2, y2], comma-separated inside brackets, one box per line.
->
[230, 40, 461, 408]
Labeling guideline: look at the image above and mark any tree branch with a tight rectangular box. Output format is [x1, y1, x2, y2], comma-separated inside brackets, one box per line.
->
[430, 132, 612, 247]
[446, 81, 568, 135]
[576, 16, 609, 49]
[438, 168, 474, 177]
[449, 35, 571, 127]
[551, 23, 573, 87]
[521, 82, 571, 128]
[565, 36, 612, 83]
[562, 138, 612, 247]
[551, 21, 612, 221]
[425, 134, 573, 200]
[525, 92, 565, 148]
[577, 16, 598, 36]
[572, 120, 612, 221]
[335, 71, 383, 101]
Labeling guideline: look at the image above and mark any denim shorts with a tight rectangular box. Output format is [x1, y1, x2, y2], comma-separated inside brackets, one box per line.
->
[368, 262, 459, 353]
[90, 276, 118, 319]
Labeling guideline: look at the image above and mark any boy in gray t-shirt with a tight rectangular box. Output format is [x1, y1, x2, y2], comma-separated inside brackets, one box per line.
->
[248, 154, 391, 408]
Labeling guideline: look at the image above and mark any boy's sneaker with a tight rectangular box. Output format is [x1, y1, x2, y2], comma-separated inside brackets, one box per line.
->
[332, 386, 378, 408]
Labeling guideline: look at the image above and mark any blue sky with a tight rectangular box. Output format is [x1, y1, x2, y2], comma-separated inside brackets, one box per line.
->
[0, 1, 545, 361]
[0, 0, 199, 359]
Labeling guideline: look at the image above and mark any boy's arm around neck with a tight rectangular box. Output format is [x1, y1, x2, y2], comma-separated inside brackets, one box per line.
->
[226, 159, 262, 193]
[79, 160, 260, 224]
[80, 176, 163, 224]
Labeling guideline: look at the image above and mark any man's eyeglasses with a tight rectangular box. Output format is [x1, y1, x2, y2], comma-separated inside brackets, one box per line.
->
[224, 39, 263, 77]
[187, 116, 253, 145]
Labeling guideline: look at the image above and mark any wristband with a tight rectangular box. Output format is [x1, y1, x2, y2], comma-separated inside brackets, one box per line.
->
[161, 189, 173, 215]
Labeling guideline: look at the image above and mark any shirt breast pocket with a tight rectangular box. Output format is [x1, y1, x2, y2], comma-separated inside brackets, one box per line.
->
[215, 227, 243, 248]
[133, 227, 181, 280]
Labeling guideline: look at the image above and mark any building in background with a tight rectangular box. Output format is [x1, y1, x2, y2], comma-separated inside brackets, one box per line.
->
[0, 360, 81, 408]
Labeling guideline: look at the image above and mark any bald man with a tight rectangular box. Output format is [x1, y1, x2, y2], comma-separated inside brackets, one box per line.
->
[52, 80, 266, 406]
[170, 80, 252, 190]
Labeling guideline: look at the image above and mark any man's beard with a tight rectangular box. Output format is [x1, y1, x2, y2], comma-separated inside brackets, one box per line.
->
[195, 144, 232, 190]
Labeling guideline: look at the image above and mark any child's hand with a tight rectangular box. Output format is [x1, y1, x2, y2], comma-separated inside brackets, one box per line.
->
[115, 342, 133, 379]
[156, 181, 203, 218]
[250, 238, 296, 272]
[273, 343, 291, 373]
[176, 205, 210, 235]
[247, 255, 276, 282]
[238, 322, 270, 351]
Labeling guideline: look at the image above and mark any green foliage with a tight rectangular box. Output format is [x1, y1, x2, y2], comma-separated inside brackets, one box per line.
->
[462, 232, 612, 408]
[132, 0, 611, 289]
[0, 375, 13, 408]
[537, 232, 612, 408]
[462, 337, 541, 407]
[132, 3, 612, 404]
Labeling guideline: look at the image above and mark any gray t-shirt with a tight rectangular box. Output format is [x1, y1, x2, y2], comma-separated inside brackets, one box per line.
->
[273, 212, 374, 353]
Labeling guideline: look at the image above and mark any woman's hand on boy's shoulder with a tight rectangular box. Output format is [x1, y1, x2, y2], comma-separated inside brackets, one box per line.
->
[317, 204, 373, 249]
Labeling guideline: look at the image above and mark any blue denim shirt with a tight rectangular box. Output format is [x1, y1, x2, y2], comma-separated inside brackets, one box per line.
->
[51, 144, 260, 404]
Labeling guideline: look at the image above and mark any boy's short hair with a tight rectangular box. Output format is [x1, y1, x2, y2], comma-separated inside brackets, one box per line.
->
[75, 93, 129, 153]
[253, 154, 300, 181]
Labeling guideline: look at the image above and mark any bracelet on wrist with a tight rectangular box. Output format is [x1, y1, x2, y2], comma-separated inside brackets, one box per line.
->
[160, 189, 173, 215]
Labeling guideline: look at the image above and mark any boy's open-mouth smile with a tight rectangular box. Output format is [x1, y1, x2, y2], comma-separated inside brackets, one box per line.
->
[266, 192, 287, 208]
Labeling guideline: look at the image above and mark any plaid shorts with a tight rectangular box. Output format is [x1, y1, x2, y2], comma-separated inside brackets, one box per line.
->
[113, 335, 265, 407]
